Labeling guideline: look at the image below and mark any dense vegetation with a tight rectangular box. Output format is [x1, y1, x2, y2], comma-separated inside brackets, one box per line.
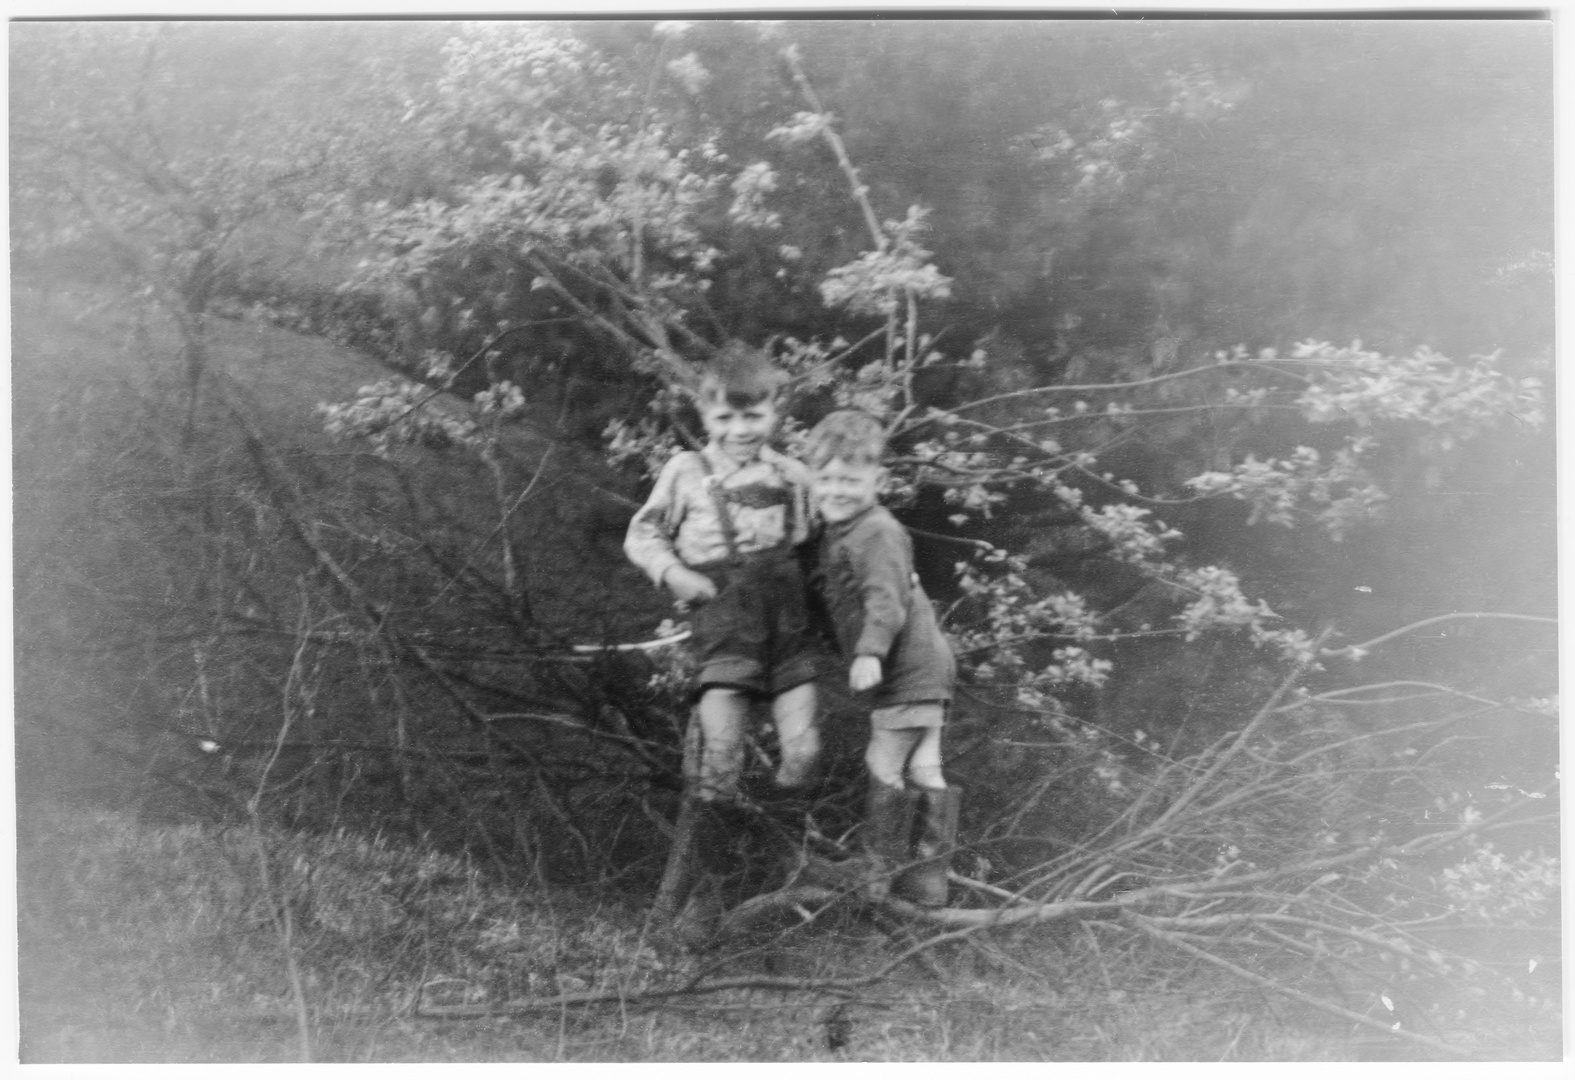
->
[12, 19, 1557, 1061]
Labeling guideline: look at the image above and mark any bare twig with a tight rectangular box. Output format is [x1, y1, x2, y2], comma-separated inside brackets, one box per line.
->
[246, 593, 317, 1064]
[1325, 611, 1555, 658]
[934, 358, 1311, 417]
[781, 45, 886, 252]
[1143, 632, 1331, 837]
[1128, 913, 1486, 1060]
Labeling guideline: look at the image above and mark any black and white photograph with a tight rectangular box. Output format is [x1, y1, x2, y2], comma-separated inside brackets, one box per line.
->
[9, 12, 1559, 1065]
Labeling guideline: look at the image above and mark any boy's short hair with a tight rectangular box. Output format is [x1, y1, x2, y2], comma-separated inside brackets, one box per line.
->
[805, 409, 887, 469]
[696, 341, 785, 408]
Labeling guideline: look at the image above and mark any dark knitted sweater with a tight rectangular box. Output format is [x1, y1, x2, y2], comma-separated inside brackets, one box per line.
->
[814, 504, 955, 707]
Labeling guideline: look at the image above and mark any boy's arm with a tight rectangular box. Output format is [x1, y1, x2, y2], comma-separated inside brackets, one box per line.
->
[846, 515, 913, 660]
[623, 454, 690, 588]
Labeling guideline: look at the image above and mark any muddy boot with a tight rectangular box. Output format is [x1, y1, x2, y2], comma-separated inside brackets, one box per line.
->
[893, 786, 960, 908]
[860, 781, 918, 901]
[674, 871, 724, 951]
[675, 800, 748, 949]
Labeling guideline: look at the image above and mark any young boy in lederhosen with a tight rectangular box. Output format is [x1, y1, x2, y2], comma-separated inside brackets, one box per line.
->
[625, 343, 828, 914]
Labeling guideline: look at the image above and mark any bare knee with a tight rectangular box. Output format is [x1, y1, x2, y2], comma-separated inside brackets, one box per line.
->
[780, 723, 820, 760]
[865, 731, 912, 789]
[697, 688, 748, 798]
[905, 727, 946, 789]
[699, 687, 747, 730]
[701, 685, 747, 709]
[770, 682, 820, 785]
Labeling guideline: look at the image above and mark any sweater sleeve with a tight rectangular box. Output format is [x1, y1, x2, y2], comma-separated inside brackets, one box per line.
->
[624, 453, 691, 587]
[846, 514, 913, 659]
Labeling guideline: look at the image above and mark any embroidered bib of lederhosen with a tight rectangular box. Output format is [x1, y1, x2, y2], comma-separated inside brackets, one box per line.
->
[717, 483, 792, 511]
[697, 454, 798, 560]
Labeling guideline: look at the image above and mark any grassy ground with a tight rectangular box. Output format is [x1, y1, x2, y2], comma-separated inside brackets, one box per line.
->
[17, 800, 1484, 1064]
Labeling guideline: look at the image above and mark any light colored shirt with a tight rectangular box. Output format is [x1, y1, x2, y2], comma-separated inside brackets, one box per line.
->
[624, 443, 815, 586]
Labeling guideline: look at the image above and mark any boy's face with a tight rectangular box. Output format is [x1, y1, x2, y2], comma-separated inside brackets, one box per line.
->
[700, 396, 778, 464]
[814, 457, 884, 523]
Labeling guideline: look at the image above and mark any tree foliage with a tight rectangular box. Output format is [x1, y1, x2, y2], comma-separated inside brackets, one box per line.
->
[310, 21, 1547, 718]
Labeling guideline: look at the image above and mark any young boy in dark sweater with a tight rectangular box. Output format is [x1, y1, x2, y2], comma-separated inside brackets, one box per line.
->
[805, 409, 960, 906]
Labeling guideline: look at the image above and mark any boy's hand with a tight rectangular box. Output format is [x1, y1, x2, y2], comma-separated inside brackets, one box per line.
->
[849, 655, 883, 692]
[664, 565, 718, 605]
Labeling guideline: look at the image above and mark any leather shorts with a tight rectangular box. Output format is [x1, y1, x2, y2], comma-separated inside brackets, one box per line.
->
[687, 549, 831, 697]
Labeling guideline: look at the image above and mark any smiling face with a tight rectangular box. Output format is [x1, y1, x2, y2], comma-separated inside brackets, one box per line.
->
[700, 396, 778, 465]
[814, 457, 885, 523]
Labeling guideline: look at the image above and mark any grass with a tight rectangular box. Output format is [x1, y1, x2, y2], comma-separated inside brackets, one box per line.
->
[18, 799, 1489, 1063]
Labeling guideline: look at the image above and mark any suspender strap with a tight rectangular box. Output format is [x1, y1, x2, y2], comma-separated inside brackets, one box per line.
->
[784, 469, 799, 542]
[696, 453, 742, 561]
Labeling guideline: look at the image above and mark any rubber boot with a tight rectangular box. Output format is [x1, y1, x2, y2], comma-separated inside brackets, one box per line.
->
[861, 781, 918, 901]
[893, 786, 961, 907]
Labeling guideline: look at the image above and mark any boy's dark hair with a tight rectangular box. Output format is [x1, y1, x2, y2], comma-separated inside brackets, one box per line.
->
[696, 341, 785, 408]
[804, 409, 887, 469]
